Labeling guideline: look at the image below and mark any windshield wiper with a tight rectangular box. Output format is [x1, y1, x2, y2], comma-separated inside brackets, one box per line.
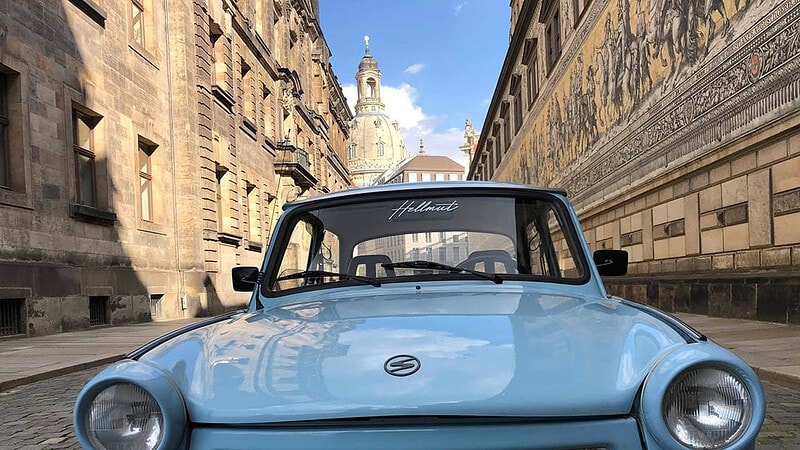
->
[382, 260, 503, 284]
[274, 270, 381, 287]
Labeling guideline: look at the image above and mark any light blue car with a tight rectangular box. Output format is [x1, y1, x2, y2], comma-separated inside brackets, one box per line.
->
[73, 182, 765, 449]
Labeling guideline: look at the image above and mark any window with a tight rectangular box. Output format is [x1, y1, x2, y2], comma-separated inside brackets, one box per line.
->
[492, 124, 501, 162]
[421, 173, 431, 182]
[0, 299, 24, 337]
[131, 0, 146, 47]
[453, 247, 461, 261]
[210, 23, 226, 88]
[408, 172, 418, 182]
[150, 294, 163, 319]
[0, 68, 24, 195]
[73, 110, 100, 207]
[138, 139, 156, 222]
[438, 247, 447, 262]
[573, 0, 591, 24]
[523, 39, 539, 108]
[378, 141, 385, 157]
[435, 173, 445, 181]
[0, 74, 7, 187]
[545, 8, 562, 70]
[262, 84, 274, 139]
[247, 183, 261, 242]
[449, 173, 460, 181]
[501, 103, 511, 152]
[425, 232, 432, 243]
[89, 296, 108, 326]
[241, 60, 256, 126]
[511, 75, 523, 132]
[216, 166, 227, 233]
[348, 143, 356, 159]
[412, 233, 419, 243]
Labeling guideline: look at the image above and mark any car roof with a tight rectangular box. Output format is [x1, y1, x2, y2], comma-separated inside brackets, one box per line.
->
[284, 181, 568, 210]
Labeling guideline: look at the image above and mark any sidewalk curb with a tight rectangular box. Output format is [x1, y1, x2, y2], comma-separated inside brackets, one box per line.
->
[0, 354, 124, 392]
[753, 367, 800, 390]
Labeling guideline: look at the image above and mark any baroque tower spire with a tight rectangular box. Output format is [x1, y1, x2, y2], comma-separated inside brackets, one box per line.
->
[355, 35, 385, 114]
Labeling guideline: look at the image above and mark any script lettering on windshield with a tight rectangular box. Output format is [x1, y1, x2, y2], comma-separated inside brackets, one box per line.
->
[388, 200, 459, 220]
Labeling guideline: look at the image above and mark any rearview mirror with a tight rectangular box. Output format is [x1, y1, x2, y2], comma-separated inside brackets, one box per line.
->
[232, 266, 259, 291]
[593, 250, 628, 276]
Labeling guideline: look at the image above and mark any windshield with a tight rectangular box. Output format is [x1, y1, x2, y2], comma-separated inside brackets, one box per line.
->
[265, 193, 587, 294]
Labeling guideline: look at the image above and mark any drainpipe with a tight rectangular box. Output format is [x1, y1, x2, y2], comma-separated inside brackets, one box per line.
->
[164, 0, 185, 317]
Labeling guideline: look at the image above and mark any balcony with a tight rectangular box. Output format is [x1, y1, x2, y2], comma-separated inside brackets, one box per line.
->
[275, 142, 317, 189]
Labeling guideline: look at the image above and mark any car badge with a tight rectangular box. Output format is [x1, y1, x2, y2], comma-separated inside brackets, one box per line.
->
[384, 354, 421, 377]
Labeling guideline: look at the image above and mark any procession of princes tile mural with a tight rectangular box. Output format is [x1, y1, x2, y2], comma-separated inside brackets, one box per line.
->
[502, 0, 798, 204]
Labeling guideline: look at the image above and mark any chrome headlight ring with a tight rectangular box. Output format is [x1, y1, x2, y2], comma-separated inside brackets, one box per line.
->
[639, 343, 765, 450]
[74, 360, 186, 450]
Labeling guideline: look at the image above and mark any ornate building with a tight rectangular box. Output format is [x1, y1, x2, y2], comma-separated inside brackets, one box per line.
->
[470, 0, 800, 323]
[345, 37, 407, 187]
[0, 0, 352, 336]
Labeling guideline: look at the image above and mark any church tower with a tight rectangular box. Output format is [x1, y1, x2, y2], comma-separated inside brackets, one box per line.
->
[346, 37, 407, 187]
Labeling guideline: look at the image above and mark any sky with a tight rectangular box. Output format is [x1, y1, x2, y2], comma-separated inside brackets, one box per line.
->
[318, 1, 511, 162]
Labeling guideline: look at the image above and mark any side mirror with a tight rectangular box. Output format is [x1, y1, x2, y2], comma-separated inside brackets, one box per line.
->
[593, 250, 628, 276]
[232, 266, 260, 292]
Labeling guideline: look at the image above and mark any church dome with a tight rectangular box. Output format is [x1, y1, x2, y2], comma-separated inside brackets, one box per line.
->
[358, 54, 378, 71]
[349, 115, 406, 161]
[346, 37, 407, 187]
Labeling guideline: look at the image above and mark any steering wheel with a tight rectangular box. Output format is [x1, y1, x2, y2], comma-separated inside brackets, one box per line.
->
[456, 250, 517, 274]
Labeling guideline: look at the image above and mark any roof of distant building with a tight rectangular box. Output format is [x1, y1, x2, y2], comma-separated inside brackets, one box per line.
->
[396, 154, 464, 173]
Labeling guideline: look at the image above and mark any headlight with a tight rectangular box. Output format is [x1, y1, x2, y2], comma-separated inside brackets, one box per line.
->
[86, 383, 164, 450]
[663, 367, 752, 449]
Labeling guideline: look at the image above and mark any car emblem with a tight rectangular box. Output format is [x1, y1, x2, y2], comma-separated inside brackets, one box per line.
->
[384, 355, 421, 377]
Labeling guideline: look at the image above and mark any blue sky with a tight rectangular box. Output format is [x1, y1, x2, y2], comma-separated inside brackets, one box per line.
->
[318, 1, 511, 162]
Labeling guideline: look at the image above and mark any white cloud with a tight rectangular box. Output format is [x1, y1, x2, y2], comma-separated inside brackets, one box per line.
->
[342, 82, 474, 165]
[454, 2, 468, 14]
[403, 63, 425, 75]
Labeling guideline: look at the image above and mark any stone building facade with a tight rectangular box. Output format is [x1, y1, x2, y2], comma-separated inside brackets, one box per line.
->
[470, 0, 800, 323]
[0, 0, 352, 337]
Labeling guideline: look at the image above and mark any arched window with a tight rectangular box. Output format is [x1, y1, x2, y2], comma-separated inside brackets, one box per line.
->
[378, 142, 385, 157]
[348, 143, 357, 159]
[367, 78, 377, 98]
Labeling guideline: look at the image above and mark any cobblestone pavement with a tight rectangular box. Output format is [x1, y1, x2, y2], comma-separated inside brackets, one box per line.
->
[1, 366, 798, 449]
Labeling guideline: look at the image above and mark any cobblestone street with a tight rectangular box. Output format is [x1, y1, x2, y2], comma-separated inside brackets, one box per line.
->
[0, 366, 798, 449]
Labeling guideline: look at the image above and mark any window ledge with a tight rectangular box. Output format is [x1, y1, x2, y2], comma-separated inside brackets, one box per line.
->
[246, 241, 263, 252]
[68, 0, 107, 27]
[241, 118, 258, 140]
[71, 204, 117, 226]
[218, 231, 242, 246]
[137, 220, 168, 236]
[129, 43, 159, 70]
[263, 138, 277, 156]
[212, 85, 236, 111]
[0, 188, 32, 210]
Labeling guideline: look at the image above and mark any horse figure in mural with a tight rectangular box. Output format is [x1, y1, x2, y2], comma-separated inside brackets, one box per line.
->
[703, 0, 731, 43]
[649, 0, 692, 91]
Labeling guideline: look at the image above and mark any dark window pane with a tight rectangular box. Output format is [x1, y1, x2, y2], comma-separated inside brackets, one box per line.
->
[78, 153, 95, 206]
[0, 124, 7, 187]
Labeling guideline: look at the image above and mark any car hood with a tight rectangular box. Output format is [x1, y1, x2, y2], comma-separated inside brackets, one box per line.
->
[139, 286, 687, 424]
